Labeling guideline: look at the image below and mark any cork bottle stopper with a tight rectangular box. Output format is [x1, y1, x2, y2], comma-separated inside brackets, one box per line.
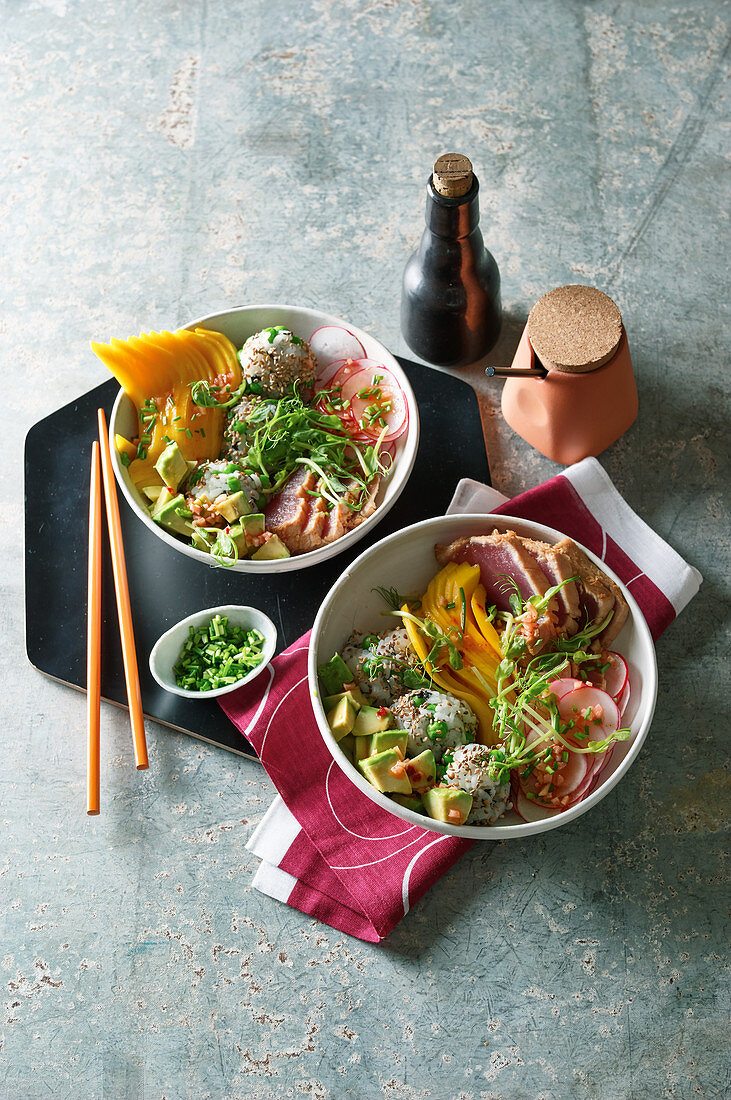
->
[527, 285, 623, 374]
[432, 153, 473, 198]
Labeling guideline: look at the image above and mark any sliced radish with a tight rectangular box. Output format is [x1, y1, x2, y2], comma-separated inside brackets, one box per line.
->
[517, 725, 590, 808]
[558, 685, 620, 743]
[548, 677, 584, 701]
[513, 786, 562, 822]
[603, 652, 628, 699]
[310, 326, 366, 368]
[314, 357, 350, 388]
[616, 678, 631, 717]
[340, 365, 408, 441]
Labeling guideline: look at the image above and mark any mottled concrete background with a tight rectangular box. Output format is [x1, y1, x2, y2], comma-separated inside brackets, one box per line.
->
[2, 1, 729, 1098]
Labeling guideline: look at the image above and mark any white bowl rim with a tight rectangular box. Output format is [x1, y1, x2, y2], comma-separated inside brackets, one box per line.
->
[149, 603, 277, 699]
[109, 303, 420, 573]
[309, 512, 658, 840]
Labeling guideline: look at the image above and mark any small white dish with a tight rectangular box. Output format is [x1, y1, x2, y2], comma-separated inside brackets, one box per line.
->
[149, 604, 277, 700]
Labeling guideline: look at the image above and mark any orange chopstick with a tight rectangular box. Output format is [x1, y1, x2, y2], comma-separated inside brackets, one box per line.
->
[97, 408, 149, 770]
[87, 442, 102, 814]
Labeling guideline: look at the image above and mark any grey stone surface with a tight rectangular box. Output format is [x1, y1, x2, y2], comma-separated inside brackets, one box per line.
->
[2, 1, 729, 1097]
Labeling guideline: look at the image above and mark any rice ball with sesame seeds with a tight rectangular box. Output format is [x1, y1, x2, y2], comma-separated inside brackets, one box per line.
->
[238, 326, 317, 399]
[340, 627, 421, 706]
[223, 394, 278, 460]
[443, 744, 512, 825]
[390, 689, 477, 763]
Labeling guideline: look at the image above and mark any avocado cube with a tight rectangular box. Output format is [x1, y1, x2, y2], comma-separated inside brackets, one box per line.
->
[154, 441, 189, 491]
[352, 704, 394, 737]
[318, 653, 354, 697]
[152, 494, 195, 537]
[338, 733, 356, 764]
[353, 735, 372, 764]
[141, 484, 164, 503]
[251, 533, 290, 561]
[322, 687, 368, 711]
[403, 749, 436, 794]
[191, 529, 215, 553]
[422, 786, 472, 826]
[151, 486, 175, 517]
[391, 793, 426, 814]
[214, 491, 252, 523]
[369, 731, 407, 758]
[359, 749, 412, 795]
[327, 696, 357, 742]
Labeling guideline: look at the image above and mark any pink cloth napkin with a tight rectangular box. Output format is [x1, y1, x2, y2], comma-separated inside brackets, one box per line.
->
[221, 458, 701, 942]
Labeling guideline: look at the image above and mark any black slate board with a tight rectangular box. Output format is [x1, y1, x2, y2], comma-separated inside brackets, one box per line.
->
[24, 360, 489, 759]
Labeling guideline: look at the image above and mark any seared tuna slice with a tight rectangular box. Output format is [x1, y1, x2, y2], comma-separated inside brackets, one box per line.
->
[435, 531, 552, 613]
[521, 537, 581, 635]
[264, 468, 317, 551]
[554, 538, 629, 646]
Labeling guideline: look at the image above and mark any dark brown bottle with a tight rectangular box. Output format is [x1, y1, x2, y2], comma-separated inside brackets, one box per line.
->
[401, 153, 502, 367]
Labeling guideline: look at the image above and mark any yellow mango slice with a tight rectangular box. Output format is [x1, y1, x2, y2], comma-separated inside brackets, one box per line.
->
[400, 601, 499, 746]
[91, 327, 242, 477]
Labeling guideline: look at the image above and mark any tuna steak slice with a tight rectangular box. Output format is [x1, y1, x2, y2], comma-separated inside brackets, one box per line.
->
[265, 469, 382, 554]
[434, 531, 551, 612]
[520, 537, 581, 635]
[554, 538, 629, 646]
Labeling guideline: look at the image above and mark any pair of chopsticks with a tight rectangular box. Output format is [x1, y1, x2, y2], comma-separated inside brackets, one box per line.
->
[87, 410, 148, 814]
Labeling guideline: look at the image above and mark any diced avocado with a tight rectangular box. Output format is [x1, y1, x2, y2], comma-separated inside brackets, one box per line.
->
[369, 730, 407, 758]
[214, 491, 252, 523]
[391, 793, 426, 814]
[154, 441, 189, 491]
[115, 434, 137, 460]
[403, 749, 436, 794]
[322, 687, 368, 710]
[318, 653, 354, 697]
[152, 494, 195, 538]
[251, 533, 290, 561]
[353, 735, 372, 764]
[225, 515, 266, 558]
[327, 696, 357, 742]
[191, 528, 216, 553]
[422, 786, 472, 826]
[359, 749, 412, 795]
[338, 733, 355, 764]
[353, 704, 394, 737]
[141, 484, 164, 503]
[151, 486, 175, 517]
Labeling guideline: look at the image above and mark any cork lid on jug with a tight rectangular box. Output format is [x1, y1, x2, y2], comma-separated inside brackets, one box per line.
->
[527, 285, 622, 374]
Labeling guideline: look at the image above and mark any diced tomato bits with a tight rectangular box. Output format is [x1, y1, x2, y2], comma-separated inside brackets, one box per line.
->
[447, 808, 464, 823]
[377, 706, 389, 719]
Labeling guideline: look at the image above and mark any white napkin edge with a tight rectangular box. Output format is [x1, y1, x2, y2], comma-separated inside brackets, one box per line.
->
[247, 796, 301, 903]
[447, 457, 702, 615]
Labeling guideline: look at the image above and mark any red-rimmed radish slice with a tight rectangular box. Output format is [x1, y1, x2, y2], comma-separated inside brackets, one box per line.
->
[616, 678, 631, 717]
[517, 726, 590, 805]
[558, 685, 620, 743]
[513, 786, 562, 822]
[310, 326, 366, 367]
[340, 365, 408, 441]
[548, 677, 584, 701]
[314, 357, 349, 388]
[603, 652, 628, 699]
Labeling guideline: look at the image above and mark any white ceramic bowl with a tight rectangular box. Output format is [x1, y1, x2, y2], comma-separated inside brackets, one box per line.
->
[149, 604, 277, 699]
[309, 514, 658, 839]
[109, 304, 420, 572]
